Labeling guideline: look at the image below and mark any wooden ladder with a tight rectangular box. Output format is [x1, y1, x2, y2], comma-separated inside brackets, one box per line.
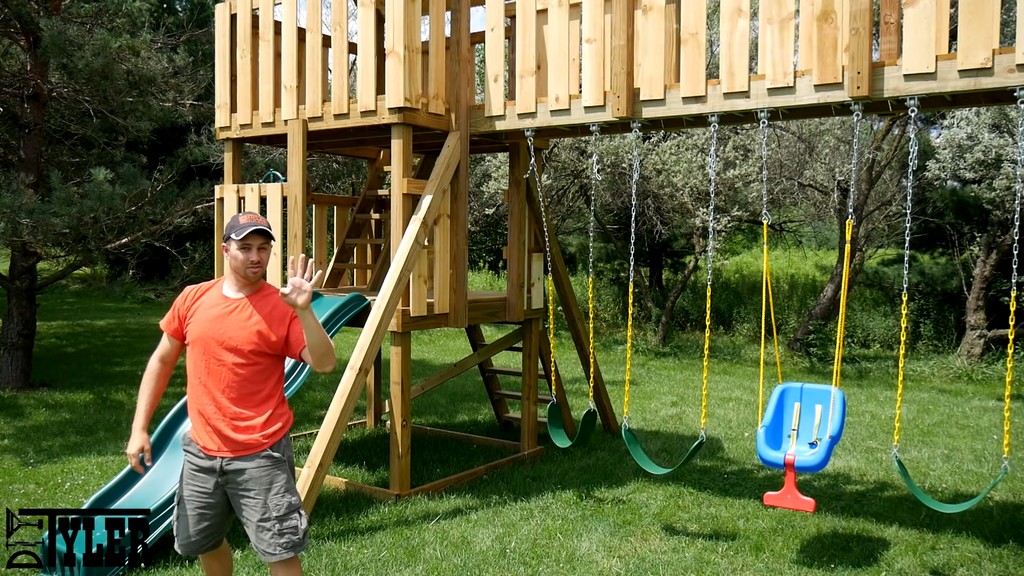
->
[465, 324, 577, 437]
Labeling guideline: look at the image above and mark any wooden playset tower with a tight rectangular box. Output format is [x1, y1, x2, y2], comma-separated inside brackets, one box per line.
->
[211, 0, 1024, 511]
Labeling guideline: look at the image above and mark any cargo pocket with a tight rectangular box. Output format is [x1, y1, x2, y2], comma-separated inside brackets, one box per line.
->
[268, 493, 308, 552]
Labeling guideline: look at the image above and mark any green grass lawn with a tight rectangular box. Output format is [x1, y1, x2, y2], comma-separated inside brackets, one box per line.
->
[1, 281, 1021, 575]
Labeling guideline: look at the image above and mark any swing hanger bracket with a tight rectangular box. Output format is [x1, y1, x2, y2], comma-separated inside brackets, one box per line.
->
[1014, 86, 1024, 105]
[904, 97, 920, 112]
[757, 109, 771, 126]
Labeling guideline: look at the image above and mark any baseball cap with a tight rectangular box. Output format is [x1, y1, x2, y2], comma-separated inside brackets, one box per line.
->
[223, 211, 276, 242]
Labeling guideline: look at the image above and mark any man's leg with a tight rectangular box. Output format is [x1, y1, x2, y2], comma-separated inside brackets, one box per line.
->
[269, 555, 302, 576]
[198, 539, 233, 576]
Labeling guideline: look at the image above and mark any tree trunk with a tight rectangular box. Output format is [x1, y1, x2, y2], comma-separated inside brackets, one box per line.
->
[1, 243, 41, 390]
[957, 227, 1015, 360]
[788, 226, 864, 351]
[655, 253, 702, 346]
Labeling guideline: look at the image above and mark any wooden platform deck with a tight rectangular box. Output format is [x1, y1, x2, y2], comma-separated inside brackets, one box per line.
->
[214, 0, 1024, 155]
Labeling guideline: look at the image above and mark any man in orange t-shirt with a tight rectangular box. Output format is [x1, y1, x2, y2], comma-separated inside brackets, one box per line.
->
[126, 212, 337, 576]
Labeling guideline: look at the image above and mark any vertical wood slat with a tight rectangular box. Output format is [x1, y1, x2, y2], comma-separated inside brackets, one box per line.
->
[516, 0, 538, 114]
[664, 0, 679, 86]
[761, 0, 795, 88]
[846, 0, 871, 97]
[878, 0, 900, 62]
[358, 0, 378, 111]
[813, 0, 843, 84]
[902, 0, 936, 73]
[282, 0, 299, 120]
[259, 0, 275, 122]
[215, 2, 231, 128]
[409, 179, 429, 316]
[679, 0, 706, 97]
[433, 186, 451, 314]
[637, 0, 666, 100]
[306, 0, 324, 118]
[536, 10, 548, 104]
[244, 182, 261, 213]
[570, 6, 581, 97]
[236, 0, 253, 125]
[484, 0, 506, 115]
[387, 0, 423, 108]
[332, 0, 350, 114]
[1018, 0, 1024, 64]
[427, 0, 447, 114]
[581, 0, 605, 106]
[266, 184, 284, 287]
[548, 0, 570, 109]
[609, 0, 634, 117]
[312, 204, 330, 282]
[957, 0, 998, 70]
[719, 0, 750, 93]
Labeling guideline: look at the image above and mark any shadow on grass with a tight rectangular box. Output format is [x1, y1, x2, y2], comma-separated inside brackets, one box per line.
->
[794, 530, 891, 570]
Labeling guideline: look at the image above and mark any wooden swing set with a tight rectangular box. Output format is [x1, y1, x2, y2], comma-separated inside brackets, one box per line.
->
[210, 0, 1024, 512]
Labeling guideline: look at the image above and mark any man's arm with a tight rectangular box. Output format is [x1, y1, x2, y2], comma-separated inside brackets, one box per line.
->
[126, 333, 184, 473]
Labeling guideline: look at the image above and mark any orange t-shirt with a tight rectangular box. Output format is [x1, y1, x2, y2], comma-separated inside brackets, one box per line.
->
[160, 277, 307, 457]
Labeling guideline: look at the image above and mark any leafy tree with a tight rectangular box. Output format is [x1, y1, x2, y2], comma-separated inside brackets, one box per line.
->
[0, 0, 217, 390]
[924, 106, 1023, 359]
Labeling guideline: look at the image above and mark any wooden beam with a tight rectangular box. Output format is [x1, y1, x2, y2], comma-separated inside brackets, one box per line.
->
[296, 132, 462, 513]
[449, 0, 471, 328]
[411, 328, 525, 398]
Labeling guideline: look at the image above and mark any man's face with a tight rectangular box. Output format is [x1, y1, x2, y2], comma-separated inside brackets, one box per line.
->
[223, 233, 272, 282]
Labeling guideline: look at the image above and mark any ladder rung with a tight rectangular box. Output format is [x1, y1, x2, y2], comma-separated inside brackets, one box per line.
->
[501, 414, 548, 425]
[347, 238, 385, 245]
[484, 367, 548, 379]
[492, 390, 553, 404]
[334, 263, 374, 270]
[354, 213, 386, 220]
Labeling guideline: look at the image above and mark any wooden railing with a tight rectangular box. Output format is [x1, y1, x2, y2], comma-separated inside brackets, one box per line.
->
[214, 0, 1023, 133]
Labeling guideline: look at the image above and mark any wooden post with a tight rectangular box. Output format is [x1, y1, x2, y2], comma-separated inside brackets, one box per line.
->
[218, 140, 244, 278]
[521, 317, 540, 451]
[392, 124, 414, 318]
[390, 331, 412, 493]
[506, 143, 527, 322]
[449, 0, 471, 327]
[295, 132, 460, 513]
[287, 119, 308, 271]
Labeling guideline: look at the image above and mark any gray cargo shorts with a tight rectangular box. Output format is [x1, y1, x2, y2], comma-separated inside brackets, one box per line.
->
[173, 431, 309, 563]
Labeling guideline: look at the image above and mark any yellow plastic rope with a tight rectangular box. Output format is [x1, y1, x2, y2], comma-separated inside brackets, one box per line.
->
[700, 283, 712, 430]
[1004, 291, 1016, 461]
[623, 280, 635, 418]
[547, 274, 557, 398]
[893, 291, 910, 449]
[828, 218, 854, 435]
[588, 276, 596, 404]
[758, 221, 784, 425]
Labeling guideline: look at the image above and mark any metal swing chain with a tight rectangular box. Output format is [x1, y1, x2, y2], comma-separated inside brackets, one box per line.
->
[697, 115, 719, 437]
[623, 120, 643, 425]
[759, 110, 771, 224]
[893, 99, 919, 456]
[1003, 91, 1024, 468]
[587, 123, 602, 407]
[525, 129, 559, 398]
[848, 103, 864, 222]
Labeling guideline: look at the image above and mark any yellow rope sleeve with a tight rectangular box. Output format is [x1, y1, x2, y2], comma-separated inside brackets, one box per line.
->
[547, 274, 557, 398]
[829, 218, 854, 435]
[588, 276, 596, 404]
[700, 283, 712, 430]
[623, 280, 635, 419]
[759, 223, 769, 424]
[1003, 290, 1016, 461]
[893, 291, 909, 449]
[767, 264, 783, 386]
